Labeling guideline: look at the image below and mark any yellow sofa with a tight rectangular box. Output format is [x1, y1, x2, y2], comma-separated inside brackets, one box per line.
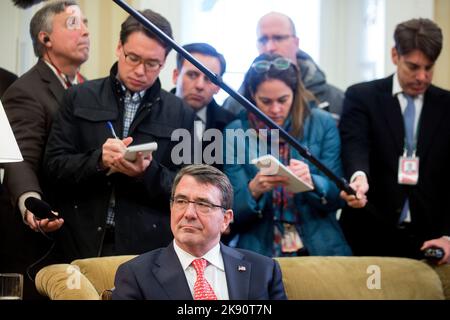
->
[35, 255, 450, 300]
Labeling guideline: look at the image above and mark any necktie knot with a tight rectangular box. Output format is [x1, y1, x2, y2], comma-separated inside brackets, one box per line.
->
[192, 258, 207, 276]
[191, 258, 217, 300]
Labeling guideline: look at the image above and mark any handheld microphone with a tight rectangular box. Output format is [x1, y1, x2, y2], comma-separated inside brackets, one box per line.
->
[24, 197, 58, 220]
[423, 247, 444, 262]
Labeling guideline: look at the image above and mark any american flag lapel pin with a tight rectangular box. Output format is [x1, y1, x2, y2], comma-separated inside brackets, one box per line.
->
[238, 265, 246, 272]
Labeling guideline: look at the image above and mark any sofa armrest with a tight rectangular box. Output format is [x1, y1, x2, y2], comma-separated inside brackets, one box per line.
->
[71, 255, 136, 295]
[430, 263, 450, 300]
[35, 264, 100, 300]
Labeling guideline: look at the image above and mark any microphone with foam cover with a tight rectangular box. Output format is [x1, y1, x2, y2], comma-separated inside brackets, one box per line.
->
[12, 0, 47, 9]
[24, 197, 57, 220]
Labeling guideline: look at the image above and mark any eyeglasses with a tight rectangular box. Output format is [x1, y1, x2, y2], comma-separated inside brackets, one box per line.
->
[122, 48, 163, 72]
[65, 16, 88, 30]
[251, 57, 292, 73]
[170, 197, 225, 215]
[257, 34, 294, 46]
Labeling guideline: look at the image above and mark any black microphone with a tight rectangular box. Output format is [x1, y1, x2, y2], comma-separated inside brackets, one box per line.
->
[423, 247, 445, 262]
[12, 0, 48, 9]
[24, 197, 57, 220]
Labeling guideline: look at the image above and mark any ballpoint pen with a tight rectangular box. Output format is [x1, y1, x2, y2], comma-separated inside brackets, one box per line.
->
[107, 121, 119, 140]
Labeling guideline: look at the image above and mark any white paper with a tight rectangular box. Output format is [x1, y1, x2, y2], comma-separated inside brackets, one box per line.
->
[0, 99, 23, 163]
[251, 154, 314, 193]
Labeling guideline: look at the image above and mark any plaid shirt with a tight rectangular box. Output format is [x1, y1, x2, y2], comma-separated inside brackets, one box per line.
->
[106, 86, 146, 227]
[122, 87, 146, 138]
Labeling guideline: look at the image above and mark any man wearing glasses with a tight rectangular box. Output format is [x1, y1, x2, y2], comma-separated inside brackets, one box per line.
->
[44, 10, 195, 262]
[224, 12, 344, 121]
[112, 164, 287, 300]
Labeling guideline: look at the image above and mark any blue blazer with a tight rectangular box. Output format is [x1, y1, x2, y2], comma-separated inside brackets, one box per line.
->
[112, 242, 287, 300]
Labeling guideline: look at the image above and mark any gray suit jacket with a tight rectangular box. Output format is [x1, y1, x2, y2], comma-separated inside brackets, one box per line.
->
[112, 242, 287, 300]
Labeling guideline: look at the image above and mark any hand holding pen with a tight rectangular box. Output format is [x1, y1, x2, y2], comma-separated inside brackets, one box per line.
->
[101, 121, 151, 176]
[102, 121, 131, 169]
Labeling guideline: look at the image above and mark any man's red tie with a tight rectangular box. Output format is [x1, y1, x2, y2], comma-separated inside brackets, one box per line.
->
[192, 258, 217, 300]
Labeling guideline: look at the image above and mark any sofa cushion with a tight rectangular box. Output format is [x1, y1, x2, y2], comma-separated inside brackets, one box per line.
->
[275, 256, 444, 300]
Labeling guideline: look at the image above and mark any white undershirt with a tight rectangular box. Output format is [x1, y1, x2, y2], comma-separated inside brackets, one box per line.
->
[195, 107, 207, 141]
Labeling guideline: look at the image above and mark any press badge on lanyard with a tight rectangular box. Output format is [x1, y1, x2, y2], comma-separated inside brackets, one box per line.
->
[398, 149, 419, 185]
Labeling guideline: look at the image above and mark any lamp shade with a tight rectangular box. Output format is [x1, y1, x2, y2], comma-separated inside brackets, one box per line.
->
[0, 99, 23, 163]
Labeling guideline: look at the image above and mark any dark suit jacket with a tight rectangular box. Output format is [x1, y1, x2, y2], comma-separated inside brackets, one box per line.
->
[339, 75, 450, 257]
[203, 98, 236, 133]
[112, 242, 287, 300]
[2, 60, 66, 204]
[0, 67, 18, 99]
[202, 99, 236, 171]
[0, 60, 66, 299]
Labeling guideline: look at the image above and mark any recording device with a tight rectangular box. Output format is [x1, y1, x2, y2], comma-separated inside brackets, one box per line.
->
[24, 197, 58, 220]
[12, 0, 47, 9]
[423, 247, 444, 261]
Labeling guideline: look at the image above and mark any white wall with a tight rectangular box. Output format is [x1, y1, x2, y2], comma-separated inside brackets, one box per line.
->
[383, 0, 434, 75]
[136, 0, 183, 90]
[320, 0, 434, 90]
[0, 0, 436, 91]
[0, 1, 39, 76]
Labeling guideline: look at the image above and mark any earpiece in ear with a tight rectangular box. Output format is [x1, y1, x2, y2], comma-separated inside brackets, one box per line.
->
[43, 36, 50, 44]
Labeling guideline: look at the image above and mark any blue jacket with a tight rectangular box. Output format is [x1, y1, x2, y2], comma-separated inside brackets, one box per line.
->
[223, 106, 351, 257]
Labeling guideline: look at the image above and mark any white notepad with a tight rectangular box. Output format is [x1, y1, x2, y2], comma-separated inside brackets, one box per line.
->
[106, 142, 158, 176]
[251, 154, 314, 193]
[124, 142, 158, 161]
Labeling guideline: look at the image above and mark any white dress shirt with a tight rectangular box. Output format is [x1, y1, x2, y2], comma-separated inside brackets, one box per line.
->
[195, 107, 207, 141]
[173, 241, 229, 300]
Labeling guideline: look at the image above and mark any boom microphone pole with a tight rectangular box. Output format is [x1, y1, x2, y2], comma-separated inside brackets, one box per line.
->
[111, 0, 356, 197]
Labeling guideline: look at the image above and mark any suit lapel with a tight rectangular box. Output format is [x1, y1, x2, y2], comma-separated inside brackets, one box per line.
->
[379, 77, 404, 154]
[221, 244, 251, 300]
[152, 243, 193, 300]
[417, 86, 449, 158]
[36, 60, 65, 106]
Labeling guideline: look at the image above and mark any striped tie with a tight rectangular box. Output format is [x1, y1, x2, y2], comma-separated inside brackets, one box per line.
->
[192, 258, 217, 300]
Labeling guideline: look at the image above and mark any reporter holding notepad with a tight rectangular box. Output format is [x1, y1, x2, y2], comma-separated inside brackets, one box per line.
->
[223, 53, 351, 257]
[44, 10, 195, 261]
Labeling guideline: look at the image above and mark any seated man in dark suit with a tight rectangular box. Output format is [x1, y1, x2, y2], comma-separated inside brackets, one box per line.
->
[112, 164, 287, 300]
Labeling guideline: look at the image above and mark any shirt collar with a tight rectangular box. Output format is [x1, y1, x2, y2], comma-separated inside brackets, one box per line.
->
[44, 60, 80, 88]
[196, 106, 207, 123]
[392, 72, 403, 97]
[116, 75, 146, 99]
[392, 72, 424, 101]
[173, 241, 224, 272]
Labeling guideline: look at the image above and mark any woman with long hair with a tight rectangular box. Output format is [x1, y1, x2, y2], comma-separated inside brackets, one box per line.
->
[223, 53, 351, 257]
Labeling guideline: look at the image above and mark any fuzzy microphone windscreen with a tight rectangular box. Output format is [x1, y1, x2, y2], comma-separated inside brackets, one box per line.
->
[12, 0, 47, 9]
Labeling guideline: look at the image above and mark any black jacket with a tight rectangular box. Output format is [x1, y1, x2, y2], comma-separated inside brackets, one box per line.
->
[44, 64, 196, 261]
[339, 75, 450, 257]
